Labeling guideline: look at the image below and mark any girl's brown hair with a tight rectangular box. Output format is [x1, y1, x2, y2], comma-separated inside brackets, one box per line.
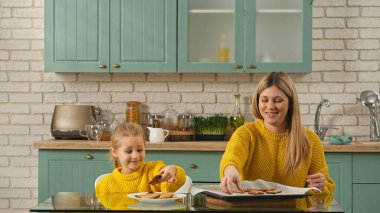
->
[110, 123, 145, 168]
[252, 72, 309, 174]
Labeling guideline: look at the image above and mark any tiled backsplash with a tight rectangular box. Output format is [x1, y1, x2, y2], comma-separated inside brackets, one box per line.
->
[1, 0, 380, 212]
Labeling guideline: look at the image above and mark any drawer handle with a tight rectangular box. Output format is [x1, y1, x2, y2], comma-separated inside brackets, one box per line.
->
[247, 64, 257, 69]
[99, 64, 107, 69]
[233, 64, 243, 69]
[112, 64, 121, 68]
[85, 155, 94, 160]
[189, 164, 198, 169]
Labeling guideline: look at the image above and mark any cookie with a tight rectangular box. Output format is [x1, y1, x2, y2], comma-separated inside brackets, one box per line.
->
[149, 174, 162, 185]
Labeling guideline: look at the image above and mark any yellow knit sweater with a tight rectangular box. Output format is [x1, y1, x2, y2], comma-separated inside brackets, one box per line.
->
[220, 119, 335, 200]
[96, 161, 186, 196]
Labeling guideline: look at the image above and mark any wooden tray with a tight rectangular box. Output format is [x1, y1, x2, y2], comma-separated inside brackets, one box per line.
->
[169, 131, 195, 136]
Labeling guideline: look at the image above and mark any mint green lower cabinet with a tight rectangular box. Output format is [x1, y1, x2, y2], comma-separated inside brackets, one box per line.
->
[38, 150, 112, 202]
[353, 153, 380, 183]
[353, 153, 380, 213]
[146, 151, 223, 183]
[38, 150, 222, 202]
[37, 149, 380, 213]
[353, 184, 380, 213]
[325, 153, 352, 213]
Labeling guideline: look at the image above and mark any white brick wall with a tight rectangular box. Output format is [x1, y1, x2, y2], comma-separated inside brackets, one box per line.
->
[0, 0, 380, 212]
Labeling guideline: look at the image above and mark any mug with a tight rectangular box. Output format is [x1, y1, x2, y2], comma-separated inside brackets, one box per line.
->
[79, 124, 104, 141]
[147, 127, 170, 143]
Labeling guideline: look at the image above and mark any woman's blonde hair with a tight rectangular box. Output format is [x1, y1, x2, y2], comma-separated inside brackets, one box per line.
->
[252, 72, 309, 174]
[110, 123, 145, 168]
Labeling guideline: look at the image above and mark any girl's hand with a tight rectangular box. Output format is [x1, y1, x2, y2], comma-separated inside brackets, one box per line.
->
[158, 165, 177, 183]
[306, 173, 325, 191]
[220, 165, 244, 195]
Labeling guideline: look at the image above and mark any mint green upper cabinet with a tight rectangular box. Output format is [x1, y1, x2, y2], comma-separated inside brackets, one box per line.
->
[45, 0, 110, 72]
[45, 0, 177, 73]
[110, 0, 177, 72]
[178, 0, 312, 73]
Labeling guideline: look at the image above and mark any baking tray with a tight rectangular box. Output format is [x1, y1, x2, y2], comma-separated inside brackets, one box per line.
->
[201, 191, 309, 201]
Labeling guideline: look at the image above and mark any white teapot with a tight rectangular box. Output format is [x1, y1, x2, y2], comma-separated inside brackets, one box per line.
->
[147, 127, 170, 143]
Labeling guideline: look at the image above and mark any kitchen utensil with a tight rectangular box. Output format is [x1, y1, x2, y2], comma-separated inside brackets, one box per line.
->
[79, 124, 104, 141]
[359, 90, 378, 107]
[147, 127, 169, 143]
[50, 105, 98, 139]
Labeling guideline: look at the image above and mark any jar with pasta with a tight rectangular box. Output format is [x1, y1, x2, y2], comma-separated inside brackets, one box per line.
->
[126, 101, 141, 125]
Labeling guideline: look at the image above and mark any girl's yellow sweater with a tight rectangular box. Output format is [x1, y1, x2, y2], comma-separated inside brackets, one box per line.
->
[96, 161, 186, 195]
[220, 119, 335, 200]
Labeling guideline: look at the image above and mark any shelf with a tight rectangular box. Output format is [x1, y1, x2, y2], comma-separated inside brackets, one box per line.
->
[257, 9, 302, 14]
[189, 9, 234, 14]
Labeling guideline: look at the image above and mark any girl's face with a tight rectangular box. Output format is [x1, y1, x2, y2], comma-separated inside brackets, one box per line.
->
[111, 136, 145, 174]
[258, 85, 289, 133]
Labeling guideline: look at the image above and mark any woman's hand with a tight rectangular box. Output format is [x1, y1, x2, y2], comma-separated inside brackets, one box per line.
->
[306, 173, 325, 191]
[158, 165, 177, 183]
[220, 165, 244, 194]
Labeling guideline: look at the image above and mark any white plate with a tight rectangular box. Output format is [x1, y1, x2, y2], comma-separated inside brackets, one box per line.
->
[127, 192, 186, 204]
[128, 202, 186, 210]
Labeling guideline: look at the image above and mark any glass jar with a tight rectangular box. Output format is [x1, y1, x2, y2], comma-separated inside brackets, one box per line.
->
[162, 104, 178, 130]
[177, 114, 188, 131]
[126, 101, 141, 125]
[146, 114, 164, 128]
[187, 114, 195, 131]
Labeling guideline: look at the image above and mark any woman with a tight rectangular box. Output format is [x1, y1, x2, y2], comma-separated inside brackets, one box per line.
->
[219, 72, 335, 200]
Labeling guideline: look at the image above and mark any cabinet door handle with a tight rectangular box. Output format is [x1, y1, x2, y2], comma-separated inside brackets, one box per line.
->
[247, 65, 257, 69]
[189, 164, 198, 169]
[85, 155, 94, 160]
[233, 65, 243, 69]
[112, 64, 121, 68]
[99, 64, 107, 69]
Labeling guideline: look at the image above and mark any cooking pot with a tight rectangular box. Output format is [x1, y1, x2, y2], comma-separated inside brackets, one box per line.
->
[51, 105, 98, 139]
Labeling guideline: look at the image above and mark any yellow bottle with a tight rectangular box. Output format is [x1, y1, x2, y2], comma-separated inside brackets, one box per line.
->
[218, 32, 229, 63]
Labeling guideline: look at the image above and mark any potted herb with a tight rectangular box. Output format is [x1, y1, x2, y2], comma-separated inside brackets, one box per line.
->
[194, 114, 228, 141]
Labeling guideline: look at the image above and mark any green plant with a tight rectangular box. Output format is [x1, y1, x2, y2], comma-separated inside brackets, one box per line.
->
[194, 114, 228, 135]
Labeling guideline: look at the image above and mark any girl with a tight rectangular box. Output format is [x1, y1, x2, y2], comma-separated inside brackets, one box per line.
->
[96, 123, 186, 195]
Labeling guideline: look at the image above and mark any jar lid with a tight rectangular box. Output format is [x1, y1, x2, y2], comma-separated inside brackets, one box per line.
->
[178, 114, 189, 118]
[127, 101, 141, 106]
[146, 114, 164, 119]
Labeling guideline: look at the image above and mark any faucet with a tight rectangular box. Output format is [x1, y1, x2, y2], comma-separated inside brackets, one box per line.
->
[314, 99, 330, 140]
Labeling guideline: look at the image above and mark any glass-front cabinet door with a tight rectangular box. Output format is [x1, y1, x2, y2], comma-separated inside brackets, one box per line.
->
[178, 0, 244, 73]
[246, 0, 311, 72]
[178, 0, 311, 73]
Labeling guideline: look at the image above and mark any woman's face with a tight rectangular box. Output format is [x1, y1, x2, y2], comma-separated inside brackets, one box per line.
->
[258, 85, 290, 133]
[111, 136, 145, 174]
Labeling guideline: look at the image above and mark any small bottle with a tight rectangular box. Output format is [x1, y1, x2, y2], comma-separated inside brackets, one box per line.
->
[126, 101, 141, 125]
[218, 32, 230, 63]
[227, 93, 245, 139]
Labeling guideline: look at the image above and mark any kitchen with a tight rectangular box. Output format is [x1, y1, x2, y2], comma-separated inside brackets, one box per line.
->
[1, 0, 380, 212]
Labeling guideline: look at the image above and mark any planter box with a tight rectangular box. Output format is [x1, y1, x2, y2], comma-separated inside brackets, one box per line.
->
[195, 134, 225, 141]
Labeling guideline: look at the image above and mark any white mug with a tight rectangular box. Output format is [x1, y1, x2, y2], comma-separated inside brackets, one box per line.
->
[147, 127, 170, 143]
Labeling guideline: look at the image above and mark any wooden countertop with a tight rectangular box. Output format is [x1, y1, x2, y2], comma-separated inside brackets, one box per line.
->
[34, 140, 380, 152]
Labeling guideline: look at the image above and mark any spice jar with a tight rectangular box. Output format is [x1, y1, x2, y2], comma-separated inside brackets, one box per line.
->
[177, 114, 188, 131]
[126, 101, 141, 125]
[146, 114, 164, 128]
[187, 114, 194, 131]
